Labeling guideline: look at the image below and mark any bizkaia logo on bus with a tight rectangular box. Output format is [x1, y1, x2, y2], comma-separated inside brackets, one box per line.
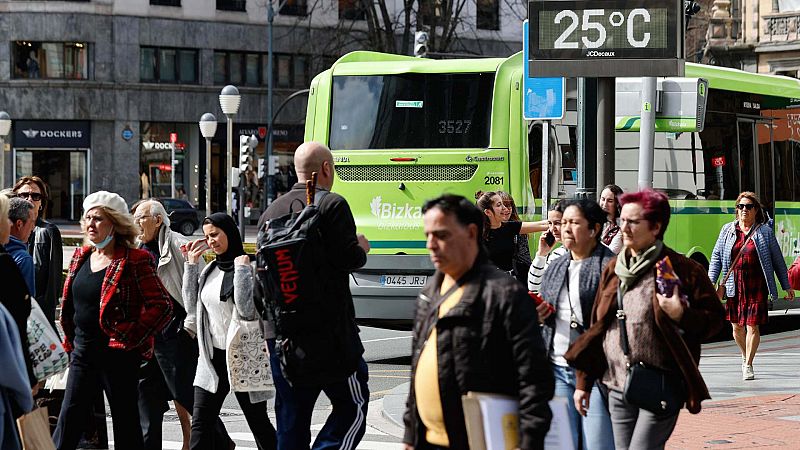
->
[370, 196, 422, 230]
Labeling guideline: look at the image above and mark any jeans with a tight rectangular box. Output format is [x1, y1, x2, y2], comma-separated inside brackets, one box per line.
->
[53, 343, 144, 450]
[552, 364, 615, 450]
[268, 339, 369, 450]
[190, 347, 276, 450]
[607, 389, 679, 450]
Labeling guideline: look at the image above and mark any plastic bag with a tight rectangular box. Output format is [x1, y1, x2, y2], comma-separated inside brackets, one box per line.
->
[27, 300, 68, 382]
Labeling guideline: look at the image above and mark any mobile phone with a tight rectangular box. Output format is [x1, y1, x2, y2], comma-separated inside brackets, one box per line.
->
[528, 292, 556, 314]
[544, 231, 555, 247]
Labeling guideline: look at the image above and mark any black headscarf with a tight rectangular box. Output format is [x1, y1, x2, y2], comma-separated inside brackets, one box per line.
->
[204, 213, 245, 302]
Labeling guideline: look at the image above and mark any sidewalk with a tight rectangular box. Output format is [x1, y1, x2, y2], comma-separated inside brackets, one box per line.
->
[381, 329, 800, 448]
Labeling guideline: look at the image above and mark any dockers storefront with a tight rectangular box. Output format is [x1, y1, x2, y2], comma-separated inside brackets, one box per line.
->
[12, 120, 90, 221]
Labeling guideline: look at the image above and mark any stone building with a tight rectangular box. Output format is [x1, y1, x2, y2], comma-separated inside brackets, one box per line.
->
[0, 0, 525, 221]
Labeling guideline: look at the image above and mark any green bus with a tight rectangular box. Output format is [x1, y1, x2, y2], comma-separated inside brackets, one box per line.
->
[304, 51, 800, 323]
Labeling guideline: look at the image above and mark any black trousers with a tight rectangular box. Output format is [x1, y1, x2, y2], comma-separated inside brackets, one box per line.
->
[190, 348, 277, 450]
[53, 343, 143, 450]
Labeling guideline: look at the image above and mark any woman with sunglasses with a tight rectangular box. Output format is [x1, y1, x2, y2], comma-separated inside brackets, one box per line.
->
[708, 192, 794, 381]
[12, 176, 64, 327]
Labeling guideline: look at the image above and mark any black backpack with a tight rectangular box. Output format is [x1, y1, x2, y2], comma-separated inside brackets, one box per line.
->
[256, 176, 346, 386]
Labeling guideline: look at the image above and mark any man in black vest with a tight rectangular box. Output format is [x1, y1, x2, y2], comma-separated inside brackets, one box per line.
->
[258, 141, 370, 450]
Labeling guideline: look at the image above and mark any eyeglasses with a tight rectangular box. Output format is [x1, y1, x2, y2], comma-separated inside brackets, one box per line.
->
[17, 192, 43, 201]
[736, 203, 756, 211]
[133, 214, 152, 222]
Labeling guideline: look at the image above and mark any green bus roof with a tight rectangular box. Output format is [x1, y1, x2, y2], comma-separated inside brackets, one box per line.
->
[330, 51, 800, 99]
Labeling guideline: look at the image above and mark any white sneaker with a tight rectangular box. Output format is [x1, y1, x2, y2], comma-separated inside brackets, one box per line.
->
[743, 365, 755, 380]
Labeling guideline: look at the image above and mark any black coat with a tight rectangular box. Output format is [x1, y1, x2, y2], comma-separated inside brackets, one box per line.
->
[28, 218, 63, 327]
[403, 258, 554, 450]
[0, 245, 35, 386]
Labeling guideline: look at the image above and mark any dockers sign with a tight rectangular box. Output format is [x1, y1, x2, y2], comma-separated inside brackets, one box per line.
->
[13, 120, 91, 148]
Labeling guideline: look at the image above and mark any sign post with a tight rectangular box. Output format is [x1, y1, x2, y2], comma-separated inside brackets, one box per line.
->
[523, 21, 565, 121]
[169, 132, 178, 199]
[527, 0, 684, 193]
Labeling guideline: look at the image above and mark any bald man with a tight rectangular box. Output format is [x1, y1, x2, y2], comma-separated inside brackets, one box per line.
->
[258, 141, 370, 450]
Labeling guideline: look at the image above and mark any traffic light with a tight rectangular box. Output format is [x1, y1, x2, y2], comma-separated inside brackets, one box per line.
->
[239, 134, 258, 172]
[414, 31, 428, 58]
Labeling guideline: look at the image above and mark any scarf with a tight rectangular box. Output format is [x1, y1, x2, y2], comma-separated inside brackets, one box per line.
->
[615, 239, 663, 298]
[204, 213, 245, 302]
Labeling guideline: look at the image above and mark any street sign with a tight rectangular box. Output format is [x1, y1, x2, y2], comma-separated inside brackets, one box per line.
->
[615, 77, 709, 132]
[522, 20, 565, 120]
[528, 0, 684, 77]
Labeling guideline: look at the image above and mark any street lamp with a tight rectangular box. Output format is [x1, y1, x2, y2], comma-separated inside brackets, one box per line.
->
[219, 85, 241, 217]
[199, 113, 218, 218]
[0, 112, 11, 189]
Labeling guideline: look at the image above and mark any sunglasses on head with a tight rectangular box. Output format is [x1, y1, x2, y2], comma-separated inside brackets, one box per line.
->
[17, 192, 43, 201]
[736, 203, 756, 211]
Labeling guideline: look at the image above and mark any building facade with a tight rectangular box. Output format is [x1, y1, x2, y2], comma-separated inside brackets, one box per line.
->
[0, 0, 525, 221]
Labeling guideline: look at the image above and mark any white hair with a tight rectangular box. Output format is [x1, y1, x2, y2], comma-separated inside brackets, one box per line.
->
[149, 200, 171, 227]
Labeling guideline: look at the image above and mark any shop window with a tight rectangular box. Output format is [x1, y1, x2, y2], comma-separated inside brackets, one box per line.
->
[477, 0, 499, 30]
[140, 46, 198, 84]
[151, 0, 181, 5]
[339, 0, 366, 20]
[280, 0, 307, 16]
[217, 0, 246, 11]
[13, 41, 89, 80]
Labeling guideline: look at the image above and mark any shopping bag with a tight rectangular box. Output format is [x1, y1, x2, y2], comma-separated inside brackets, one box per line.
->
[27, 300, 68, 382]
[16, 406, 56, 450]
[225, 315, 270, 392]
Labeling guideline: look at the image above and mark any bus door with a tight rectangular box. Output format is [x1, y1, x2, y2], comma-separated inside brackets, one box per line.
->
[736, 117, 774, 220]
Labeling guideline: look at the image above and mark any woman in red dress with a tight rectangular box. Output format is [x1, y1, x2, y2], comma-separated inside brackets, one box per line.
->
[709, 192, 794, 380]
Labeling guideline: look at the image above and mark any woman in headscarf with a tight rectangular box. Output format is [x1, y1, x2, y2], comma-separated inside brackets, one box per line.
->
[183, 213, 276, 450]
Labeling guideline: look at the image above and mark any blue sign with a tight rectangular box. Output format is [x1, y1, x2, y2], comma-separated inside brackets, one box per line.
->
[523, 20, 565, 120]
[121, 127, 134, 141]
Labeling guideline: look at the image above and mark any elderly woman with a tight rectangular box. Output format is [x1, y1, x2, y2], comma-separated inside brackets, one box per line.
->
[598, 184, 623, 254]
[565, 190, 724, 450]
[476, 191, 548, 277]
[708, 191, 793, 381]
[538, 199, 615, 450]
[13, 176, 63, 327]
[54, 191, 173, 450]
[183, 213, 276, 450]
[528, 200, 568, 293]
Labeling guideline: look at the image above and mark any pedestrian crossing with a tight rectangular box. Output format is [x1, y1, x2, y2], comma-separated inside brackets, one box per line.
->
[109, 428, 403, 449]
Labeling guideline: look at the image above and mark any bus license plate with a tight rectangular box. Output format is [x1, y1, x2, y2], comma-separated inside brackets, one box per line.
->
[380, 275, 427, 287]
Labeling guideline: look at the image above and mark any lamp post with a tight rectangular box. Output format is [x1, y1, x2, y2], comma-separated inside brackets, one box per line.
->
[219, 85, 241, 217]
[0, 112, 10, 189]
[199, 113, 218, 218]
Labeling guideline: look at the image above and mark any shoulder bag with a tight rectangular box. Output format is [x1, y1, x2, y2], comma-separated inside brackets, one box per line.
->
[617, 287, 685, 415]
[225, 312, 271, 392]
[716, 224, 760, 301]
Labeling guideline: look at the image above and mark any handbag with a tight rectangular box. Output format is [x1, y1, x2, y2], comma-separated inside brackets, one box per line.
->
[27, 299, 69, 382]
[225, 313, 271, 392]
[616, 287, 685, 415]
[716, 224, 760, 301]
[16, 406, 56, 450]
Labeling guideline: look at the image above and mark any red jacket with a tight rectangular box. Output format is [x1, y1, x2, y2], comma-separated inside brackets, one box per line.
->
[789, 256, 800, 290]
[60, 245, 173, 358]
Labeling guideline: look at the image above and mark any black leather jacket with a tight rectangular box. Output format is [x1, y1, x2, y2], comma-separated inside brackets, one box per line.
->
[0, 246, 36, 386]
[403, 257, 554, 450]
[27, 218, 63, 327]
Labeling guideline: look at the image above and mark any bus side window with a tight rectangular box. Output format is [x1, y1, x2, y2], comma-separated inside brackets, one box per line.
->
[698, 111, 739, 200]
[528, 123, 543, 198]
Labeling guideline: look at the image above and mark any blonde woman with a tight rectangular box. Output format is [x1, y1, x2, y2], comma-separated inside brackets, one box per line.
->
[54, 191, 173, 450]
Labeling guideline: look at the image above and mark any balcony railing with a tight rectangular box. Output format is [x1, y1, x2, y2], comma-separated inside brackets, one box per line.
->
[763, 12, 800, 43]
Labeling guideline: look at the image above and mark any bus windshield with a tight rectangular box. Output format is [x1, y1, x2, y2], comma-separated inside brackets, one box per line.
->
[329, 73, 494, 150]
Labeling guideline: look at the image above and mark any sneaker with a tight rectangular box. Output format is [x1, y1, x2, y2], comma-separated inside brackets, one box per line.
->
[743, 365, 755, 380]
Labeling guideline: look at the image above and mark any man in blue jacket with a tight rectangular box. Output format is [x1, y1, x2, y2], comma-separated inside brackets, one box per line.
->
[7, 197, 36, 297]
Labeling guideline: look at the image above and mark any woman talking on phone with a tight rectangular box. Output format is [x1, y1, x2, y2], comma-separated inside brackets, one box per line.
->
[537, 199, 615, 449]
[183, 213, 276, 450]
[528, 200, 568, 293]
